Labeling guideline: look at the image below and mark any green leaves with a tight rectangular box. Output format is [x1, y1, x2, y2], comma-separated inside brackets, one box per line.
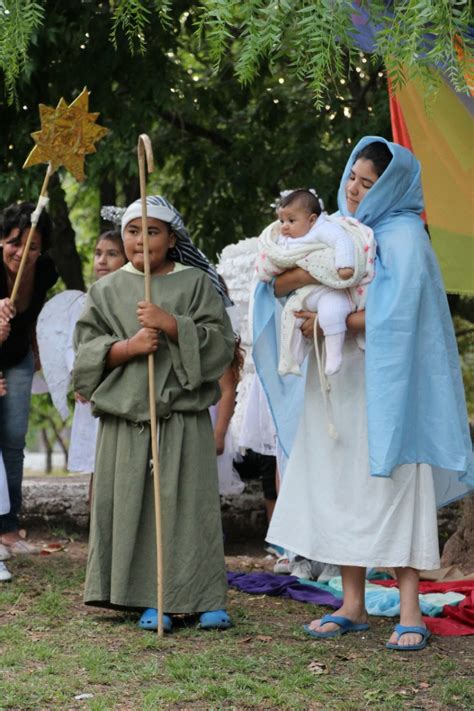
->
[1, 0, 390, 277]
[2, 1, 471, 105]
[369, 0, 472, 97]
[110, 0, 174, 53]
[199, 0, 473, 102]
[0, 0, 44, 104]
[110, 0, 151, 54]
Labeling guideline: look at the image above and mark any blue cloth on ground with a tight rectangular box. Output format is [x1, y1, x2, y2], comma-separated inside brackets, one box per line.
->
[326, 576, 465, 617]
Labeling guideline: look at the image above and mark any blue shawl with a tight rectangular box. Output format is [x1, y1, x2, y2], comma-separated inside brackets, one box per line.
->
[253, 136, 472, 506]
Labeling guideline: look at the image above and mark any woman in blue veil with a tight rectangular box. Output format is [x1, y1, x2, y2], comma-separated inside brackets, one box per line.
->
[258, 137, 472, 650]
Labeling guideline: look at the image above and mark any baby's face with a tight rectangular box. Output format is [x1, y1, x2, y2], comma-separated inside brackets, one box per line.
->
[278, 204, 317, 238]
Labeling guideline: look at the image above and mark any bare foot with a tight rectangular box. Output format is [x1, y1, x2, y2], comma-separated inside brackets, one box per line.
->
[387, 614, 426, 647]
[0, 532, 39, 554]
[0, 531, 22, 545]
[307, 606, 368, 634]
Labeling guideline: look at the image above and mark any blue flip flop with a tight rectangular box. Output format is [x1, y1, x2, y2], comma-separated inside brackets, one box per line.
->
[138, 608, 172, 633]
[303, 614, 370, 639]
[386, 624, 431, 651]
[198, 609, 232, 630]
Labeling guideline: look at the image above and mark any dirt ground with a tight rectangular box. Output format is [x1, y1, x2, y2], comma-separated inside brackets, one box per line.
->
[1, 529, 473, 710]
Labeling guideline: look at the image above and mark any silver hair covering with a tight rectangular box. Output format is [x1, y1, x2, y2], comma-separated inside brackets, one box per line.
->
[100, 205, 126, 225]
[270, 188, 326, 213]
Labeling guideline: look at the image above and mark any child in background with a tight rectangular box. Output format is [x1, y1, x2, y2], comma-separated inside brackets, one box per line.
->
[68, 231, 127, 482]
[36, 231, 127, 497]
[74, 195, 235, 633]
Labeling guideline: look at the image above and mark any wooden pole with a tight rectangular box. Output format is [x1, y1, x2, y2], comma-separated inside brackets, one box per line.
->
[10, 163, 52, 305]
[137, 134, 164, 638]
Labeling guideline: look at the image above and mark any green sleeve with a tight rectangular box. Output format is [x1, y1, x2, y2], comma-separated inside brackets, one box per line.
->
[72, 289, 121, 400]
[167, 273, 235, 391]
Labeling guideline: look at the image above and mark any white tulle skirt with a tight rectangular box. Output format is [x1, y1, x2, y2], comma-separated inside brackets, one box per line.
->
[238, 374, 277, 456]
[209, 406, 245, 496]
[267, 336, 440, 570]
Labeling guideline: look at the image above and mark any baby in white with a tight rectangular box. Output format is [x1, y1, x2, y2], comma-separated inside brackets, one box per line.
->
[256, 189, 375, 375]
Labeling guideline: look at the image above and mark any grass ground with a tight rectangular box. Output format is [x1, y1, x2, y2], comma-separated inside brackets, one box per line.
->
[0, 534, 473, 710]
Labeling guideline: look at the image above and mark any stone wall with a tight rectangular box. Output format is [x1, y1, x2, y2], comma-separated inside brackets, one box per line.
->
[21, 476, 463, 553]
[21, 476, 269, 541]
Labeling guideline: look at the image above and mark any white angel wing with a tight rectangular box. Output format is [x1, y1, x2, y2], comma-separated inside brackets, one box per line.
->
[217, 238, 264, 450]
[36, 290, 86, 421]
[31, 371, 49, 394]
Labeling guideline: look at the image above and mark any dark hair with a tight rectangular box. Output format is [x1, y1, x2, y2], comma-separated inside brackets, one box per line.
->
[215, 275, 245, 382]
[95, 229, 126, 259]
[353, 141, 393, 178]
[0, 201, 52, 252]
[279, 189, 322, 217]
[229, 336, 246, 387]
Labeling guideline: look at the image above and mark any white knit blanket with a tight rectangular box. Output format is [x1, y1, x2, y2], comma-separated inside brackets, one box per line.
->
[256, 215, 376, 299]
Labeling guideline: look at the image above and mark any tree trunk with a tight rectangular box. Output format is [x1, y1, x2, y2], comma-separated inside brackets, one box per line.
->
[41, 429, 53, 474]
[46, 416, 69, 470]
[441, 495, 474, 571]
[48, 173, 85, 291]
[124, 176, 140, 206]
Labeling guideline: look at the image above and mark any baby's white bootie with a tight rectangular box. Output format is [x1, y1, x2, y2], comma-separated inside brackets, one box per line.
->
[325, 332, 345, 375]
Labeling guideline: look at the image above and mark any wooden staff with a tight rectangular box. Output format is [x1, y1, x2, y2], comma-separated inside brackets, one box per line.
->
[137, 134, 164, 637]
[10, 162, 53, 305]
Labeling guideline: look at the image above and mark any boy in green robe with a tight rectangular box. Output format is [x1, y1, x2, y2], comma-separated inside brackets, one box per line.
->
[74, 196, 235, 632]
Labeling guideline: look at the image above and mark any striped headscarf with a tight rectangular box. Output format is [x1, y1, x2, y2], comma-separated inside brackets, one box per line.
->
[121, 195, 231, 305]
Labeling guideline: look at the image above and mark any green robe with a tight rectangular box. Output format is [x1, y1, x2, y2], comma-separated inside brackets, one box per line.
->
[74, 264, 235, 613]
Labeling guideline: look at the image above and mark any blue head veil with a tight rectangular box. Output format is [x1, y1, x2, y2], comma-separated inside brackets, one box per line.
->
[339, 136, 472, 504]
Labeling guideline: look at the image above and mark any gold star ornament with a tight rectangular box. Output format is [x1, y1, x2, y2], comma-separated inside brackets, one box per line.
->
[23, 87, 108, 181]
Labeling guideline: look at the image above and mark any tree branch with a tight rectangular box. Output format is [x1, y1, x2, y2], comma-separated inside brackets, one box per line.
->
[156, 108, 232, 150]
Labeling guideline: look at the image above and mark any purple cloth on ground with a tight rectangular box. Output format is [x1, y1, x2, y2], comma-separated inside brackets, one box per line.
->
[227, 571, 341, 609]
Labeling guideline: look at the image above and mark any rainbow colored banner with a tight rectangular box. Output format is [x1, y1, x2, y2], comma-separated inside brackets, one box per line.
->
[389, 73, 473, 295]
[351, 3, 473, 295]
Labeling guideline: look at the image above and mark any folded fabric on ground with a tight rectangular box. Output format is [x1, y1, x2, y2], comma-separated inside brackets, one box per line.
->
[227, 572, 473, 636]
[371, 578, 474, 594]
[227, 572, 341, 608]
[372, 578, 474, 636]
[425, 591, 474, 636]
[324, 576, 464, 617]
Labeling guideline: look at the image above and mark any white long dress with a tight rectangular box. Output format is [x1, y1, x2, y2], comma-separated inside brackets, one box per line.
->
[267, 335, 440, 570]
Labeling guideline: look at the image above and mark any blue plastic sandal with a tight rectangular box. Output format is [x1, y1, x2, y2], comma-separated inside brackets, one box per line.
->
[198, 609, 232, 630]
[386, 624, 431, 651]
[138, 608, 172, 633]
[303, 614, 369, 639]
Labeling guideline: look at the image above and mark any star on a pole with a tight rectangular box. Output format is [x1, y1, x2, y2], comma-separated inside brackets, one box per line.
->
[23, 87, 108, 181]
